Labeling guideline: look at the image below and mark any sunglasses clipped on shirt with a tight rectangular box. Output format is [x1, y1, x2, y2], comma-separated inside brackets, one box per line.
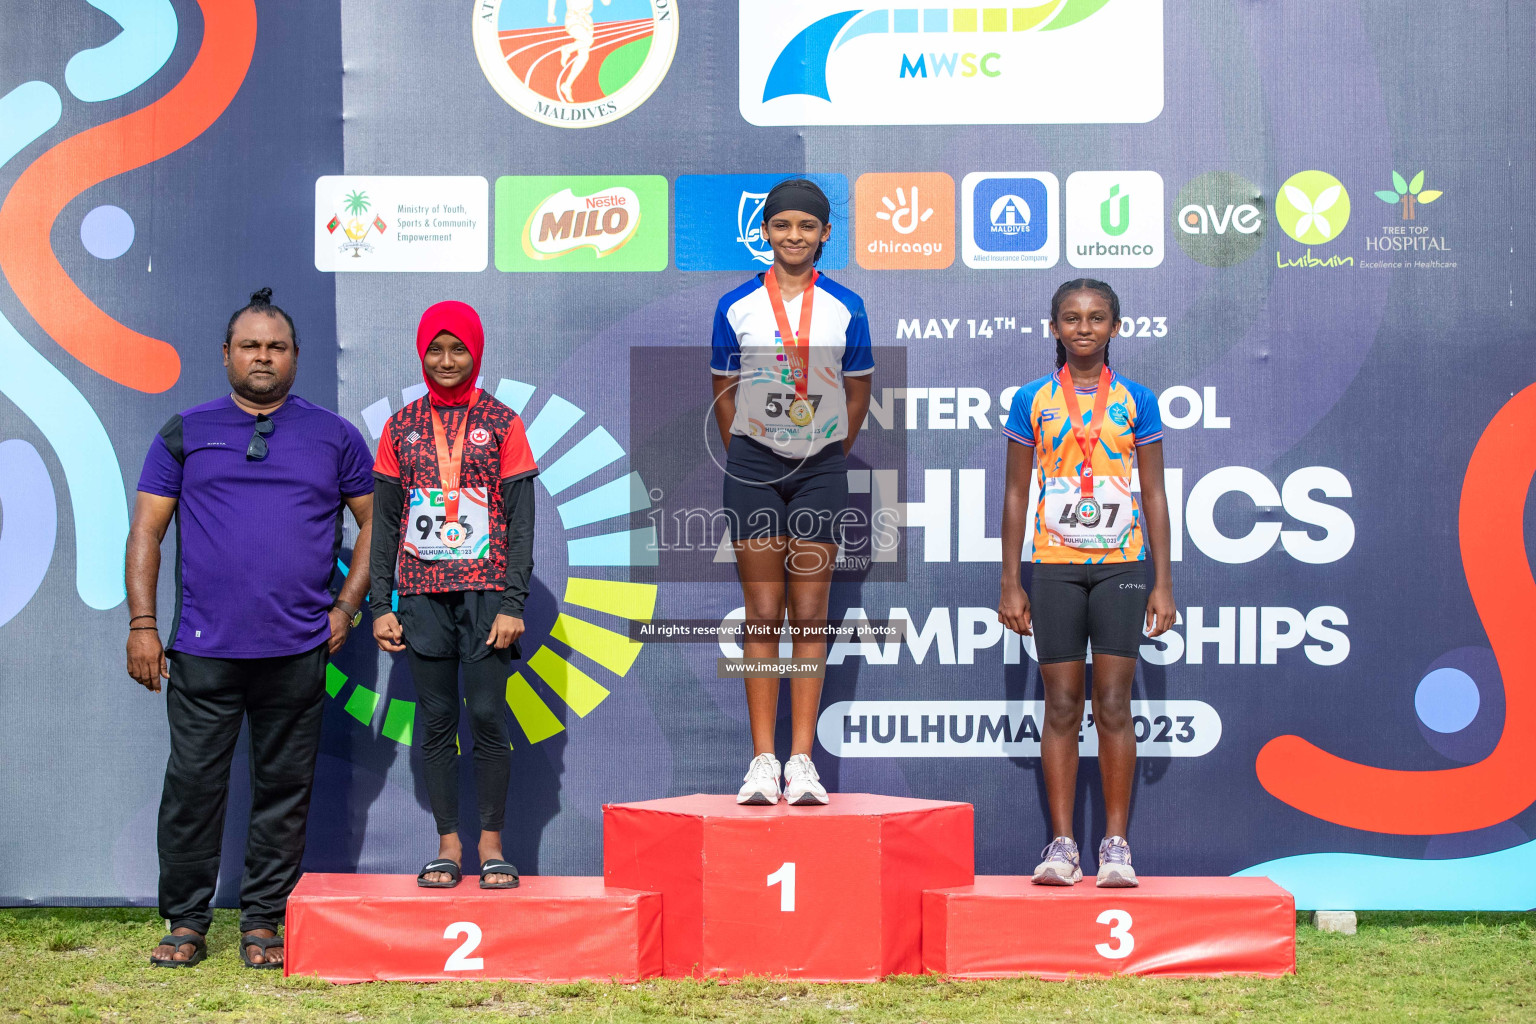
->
[246, 415, 275, 460]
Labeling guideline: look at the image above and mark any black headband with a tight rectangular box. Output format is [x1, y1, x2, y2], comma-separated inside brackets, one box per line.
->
[762, 180, 830, 224]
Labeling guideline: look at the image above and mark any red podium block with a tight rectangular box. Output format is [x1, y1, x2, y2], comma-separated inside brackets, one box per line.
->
[603, 793, 973, 980]
[284, 874, 662, 983]
[923, 876, 1295, 979]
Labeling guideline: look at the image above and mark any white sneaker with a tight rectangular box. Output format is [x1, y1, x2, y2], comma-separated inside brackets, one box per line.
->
[782, 753, 829, 805]
[736, 753, 782, 805]
[1096, 835, 1139, 887]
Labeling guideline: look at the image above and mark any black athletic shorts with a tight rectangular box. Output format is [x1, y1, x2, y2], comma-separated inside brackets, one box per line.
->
[722, 435, 848, 546]
[397, 590, 519, 663]
[1030, 561, 1149, 664]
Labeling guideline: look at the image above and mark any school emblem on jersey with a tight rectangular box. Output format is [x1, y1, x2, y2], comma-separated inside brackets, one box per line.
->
[471, 0, 680, 129]
[469, 427, 493, 447]
[407, 430, 422, 443]
[1109, 402, 1129, 426]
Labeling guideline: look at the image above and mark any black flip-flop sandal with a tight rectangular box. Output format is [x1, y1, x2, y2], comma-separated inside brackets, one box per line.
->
[479, 859, 520, 889]
[149, 932, 206, 968]
[417, 858, 462, 888]
[240, 933, 284, 970]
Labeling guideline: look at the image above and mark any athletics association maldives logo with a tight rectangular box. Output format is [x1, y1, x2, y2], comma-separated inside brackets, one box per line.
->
[739, 0, 1163, 126]
[472, 0, 679, 128]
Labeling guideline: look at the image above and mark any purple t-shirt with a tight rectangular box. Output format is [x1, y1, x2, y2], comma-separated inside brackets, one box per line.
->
[137, 394, 374, 658]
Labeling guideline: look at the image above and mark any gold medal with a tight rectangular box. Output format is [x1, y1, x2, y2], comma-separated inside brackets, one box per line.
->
[788, 397, 814, 426]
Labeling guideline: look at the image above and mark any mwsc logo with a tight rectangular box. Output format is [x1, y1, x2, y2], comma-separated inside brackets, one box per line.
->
[738, 1, 1163, 126]
[472, 0, 679, 128]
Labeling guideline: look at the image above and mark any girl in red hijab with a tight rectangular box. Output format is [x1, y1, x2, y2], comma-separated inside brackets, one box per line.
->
[369, 301, 538, 889]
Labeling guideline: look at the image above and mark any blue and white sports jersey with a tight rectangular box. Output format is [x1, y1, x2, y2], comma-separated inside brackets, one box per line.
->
[710, 273, 874, 459]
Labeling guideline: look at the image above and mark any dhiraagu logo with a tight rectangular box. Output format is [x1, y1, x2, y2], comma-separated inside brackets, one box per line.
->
[331, 377, 660, 747]
[738, 0, 1163, 126]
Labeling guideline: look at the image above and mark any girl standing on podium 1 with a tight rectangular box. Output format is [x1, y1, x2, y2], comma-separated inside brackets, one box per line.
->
[369, 301, 538, 889]
[998, 279, 1174, 887]
[709, 179, 874, 805]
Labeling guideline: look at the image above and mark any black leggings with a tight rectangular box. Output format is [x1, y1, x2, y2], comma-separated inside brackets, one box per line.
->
[409, 648, 512, 834]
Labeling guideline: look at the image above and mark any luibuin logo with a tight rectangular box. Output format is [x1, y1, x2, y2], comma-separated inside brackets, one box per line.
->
[1276, 171, 1350, 245]
[1172, 172, 1265, 267]
[1375, 171, 1442, 220]
[739, 1, 1163, 126]
[472, 0, 680, 129]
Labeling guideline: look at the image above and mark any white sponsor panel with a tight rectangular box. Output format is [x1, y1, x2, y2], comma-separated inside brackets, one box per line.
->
[819, 700, 1222, 757]
[1066, 170, 1164, 268]
[738, 1, 1164, 126]
[315, 175, 488, 272]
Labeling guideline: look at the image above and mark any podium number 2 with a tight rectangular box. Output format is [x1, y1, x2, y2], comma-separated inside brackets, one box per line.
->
[1095, 909, 1134, 959]
[443, 921, 484, 971]
[767, 861, 796, 911]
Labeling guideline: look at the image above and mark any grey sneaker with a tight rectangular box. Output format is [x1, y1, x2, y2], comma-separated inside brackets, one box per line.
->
[1032, 836, 1082, 885]
[1096, 835, 1139, 887]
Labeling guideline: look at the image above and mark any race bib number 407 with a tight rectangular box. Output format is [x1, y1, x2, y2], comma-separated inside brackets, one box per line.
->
[1041, 475, 1136, 550]
[404, 487, 491, 561]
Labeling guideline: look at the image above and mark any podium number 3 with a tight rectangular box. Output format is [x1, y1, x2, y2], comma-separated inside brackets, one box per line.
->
[1095, 909, 1134, 959]
[767, 861, 796, 911]
[443, 921, 484, 971]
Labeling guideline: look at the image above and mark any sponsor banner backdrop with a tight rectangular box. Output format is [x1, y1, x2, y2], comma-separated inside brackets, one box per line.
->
[0, 0, 1534, 913]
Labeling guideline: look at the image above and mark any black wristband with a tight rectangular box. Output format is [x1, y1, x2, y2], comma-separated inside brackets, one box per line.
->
[129, 626, 159, 632]
[129, 615, 156, 624]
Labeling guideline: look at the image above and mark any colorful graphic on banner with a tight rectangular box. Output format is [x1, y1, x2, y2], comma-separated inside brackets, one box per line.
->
[738, 0, 1163, 125]
[472, 0, 680, 128]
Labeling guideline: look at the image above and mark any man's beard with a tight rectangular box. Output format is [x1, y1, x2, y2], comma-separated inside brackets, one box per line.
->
[229, 365, 295, 403]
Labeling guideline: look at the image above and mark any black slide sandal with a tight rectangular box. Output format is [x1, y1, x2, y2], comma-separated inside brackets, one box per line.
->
[240, 933, 283, 970]
[479, 860, 520, 889]
[417, 858, 462, 888]
[149, 931, 206, 968]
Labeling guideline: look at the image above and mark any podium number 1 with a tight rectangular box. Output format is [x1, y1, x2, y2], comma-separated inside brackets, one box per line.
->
[1094, 909, 1134, 959]
[767, 861, 796, 911]
[443, 921, 484, 971]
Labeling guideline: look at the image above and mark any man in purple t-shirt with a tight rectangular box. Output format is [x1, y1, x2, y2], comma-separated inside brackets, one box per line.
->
[125, 289, 374, 970]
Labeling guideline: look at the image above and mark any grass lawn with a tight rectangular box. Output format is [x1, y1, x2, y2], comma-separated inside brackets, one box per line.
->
[0, 908, 1530, 1023]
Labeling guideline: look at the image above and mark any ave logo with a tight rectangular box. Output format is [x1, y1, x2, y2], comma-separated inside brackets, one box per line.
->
[1172, 172, 1266, 267]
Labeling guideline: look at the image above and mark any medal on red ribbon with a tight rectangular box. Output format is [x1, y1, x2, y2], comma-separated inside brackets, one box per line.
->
[1057, 365, 1113, 528]
[764, 266, 818, 427]
[429, 389, 480, 549]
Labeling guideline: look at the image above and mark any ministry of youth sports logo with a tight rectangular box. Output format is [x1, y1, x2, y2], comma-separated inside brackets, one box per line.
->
[472, 0, 679, 128]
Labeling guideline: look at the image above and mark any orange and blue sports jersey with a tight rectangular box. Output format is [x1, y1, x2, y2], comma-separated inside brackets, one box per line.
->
[1003, 368, 1163, 564]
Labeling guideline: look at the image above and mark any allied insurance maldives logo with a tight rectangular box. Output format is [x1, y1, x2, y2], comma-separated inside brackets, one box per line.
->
[472, 0, 679, 128]
[738, 0, 1163, 126]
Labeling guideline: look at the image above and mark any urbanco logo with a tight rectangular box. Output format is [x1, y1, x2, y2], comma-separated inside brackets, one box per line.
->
[738, 1, 1163, 126]
[1172, 172, 1266, 267]
[494, 175, 668, 272]
[1275, 170, 1350, 244]
[673, 173, 850, 271]
[961, 172, 1059, 269]
[472, 0, 679, 129]
[855, 172, 954, 270]
[1065, 170, 1163, 269]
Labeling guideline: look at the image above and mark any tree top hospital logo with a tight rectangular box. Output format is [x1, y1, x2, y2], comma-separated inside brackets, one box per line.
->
[1276, 170, 1350, 245]
[1173, 171, 1265, 267]
[472, 0, 679, 128]
[738, 0, 1163, 126]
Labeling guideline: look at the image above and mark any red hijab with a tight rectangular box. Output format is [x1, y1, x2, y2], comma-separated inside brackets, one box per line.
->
[416, 300, 484, 406]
